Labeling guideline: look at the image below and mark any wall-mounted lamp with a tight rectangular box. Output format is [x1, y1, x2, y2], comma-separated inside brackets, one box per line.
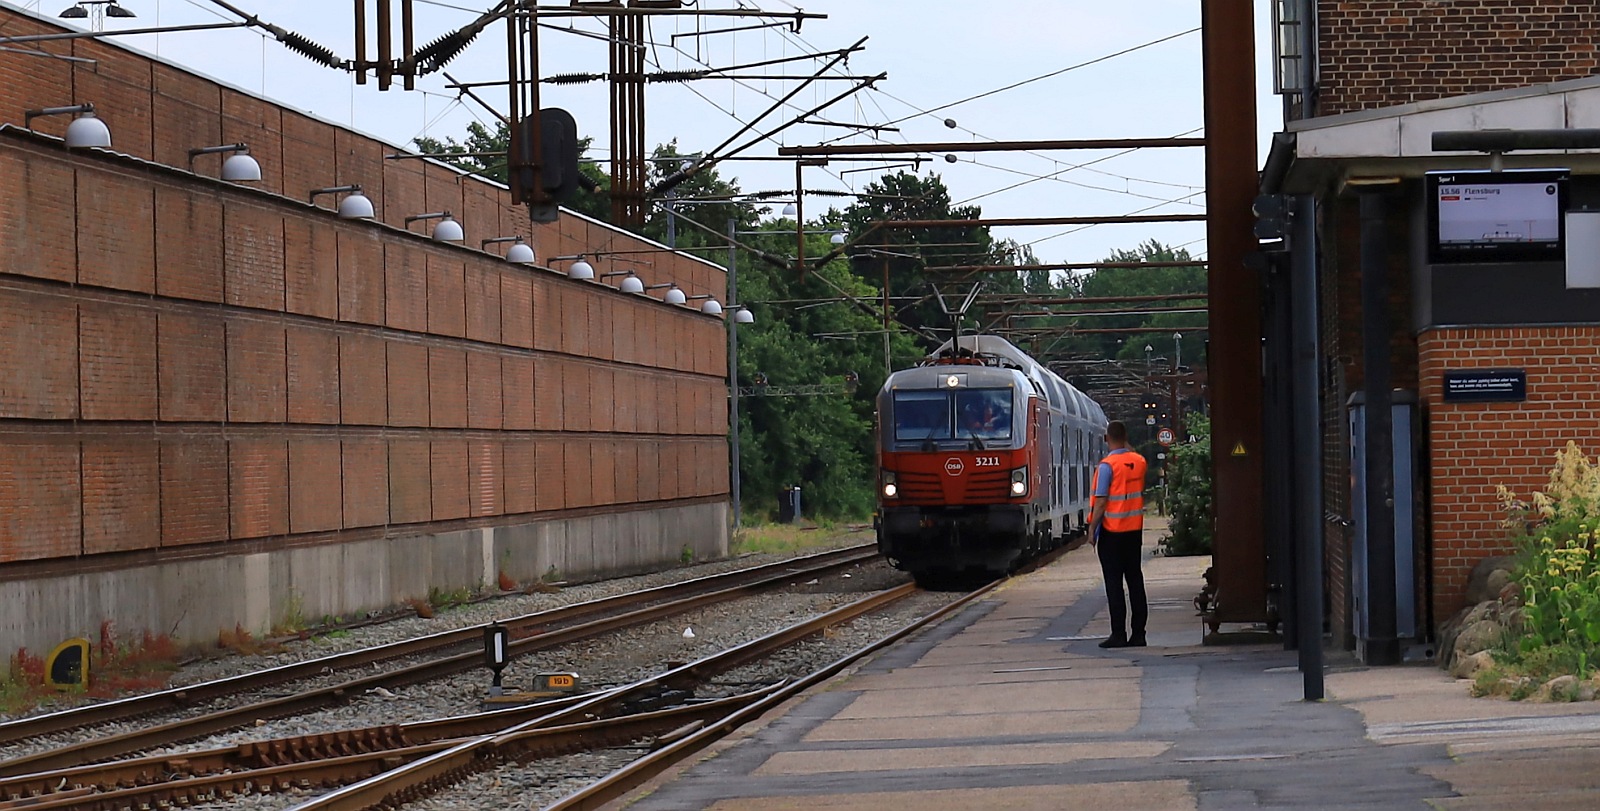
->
[482, 236, 536, 264]
[732, 306, 755, 324]
[309, 184, 375, 220]
[686, 294, 723, 315]
[405, 211, 464, 242]
[646, 282, 688, 305]
[551, 255, 595, 280]
[188, 143, 261, 182]
[601, 270, 646, 294]
[24, 103, 110, 148]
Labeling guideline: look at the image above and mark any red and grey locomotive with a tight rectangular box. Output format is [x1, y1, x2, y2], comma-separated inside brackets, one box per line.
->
[875, 335, 1108, 585]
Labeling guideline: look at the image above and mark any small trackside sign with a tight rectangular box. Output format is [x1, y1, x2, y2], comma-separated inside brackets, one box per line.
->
[944, 457, 964, 476]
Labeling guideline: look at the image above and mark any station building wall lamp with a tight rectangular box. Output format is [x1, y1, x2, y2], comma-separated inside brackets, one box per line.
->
[405, 211, 463, 242]
[600, 269, 646, 294]
[482, 236, 535, 265]
[188, 143, 260, 182]
[686, 293, 723, 315]
[24, 103, 110, 148]
[645, 282, 687, 305]
[550, 255, 595, 280]
[309, 185, 375, 220]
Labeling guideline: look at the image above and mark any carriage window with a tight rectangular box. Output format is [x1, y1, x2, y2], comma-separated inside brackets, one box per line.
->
[892, 391, 952, 441]
[956, 389, 1013, 441]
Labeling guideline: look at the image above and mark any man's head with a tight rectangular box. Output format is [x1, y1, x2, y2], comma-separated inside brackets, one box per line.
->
[1106, 420, 1129, 448]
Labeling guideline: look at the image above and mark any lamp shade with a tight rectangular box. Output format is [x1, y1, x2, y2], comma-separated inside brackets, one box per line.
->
[734, 307, 755, 324]
[568, 259, 595, 280]
[830, 231, 847, 245]
[619, 275, 645, 294]
[432, 217, 464, 242]
[781, 202, 797, 216]
[505, 240, 536, 264]
[337, 193, 376, 220]
[663, 287, 687, 305]
[64, 112, 111, 148]
[700, 299, 723, 315]
[220, 153, 262, 182]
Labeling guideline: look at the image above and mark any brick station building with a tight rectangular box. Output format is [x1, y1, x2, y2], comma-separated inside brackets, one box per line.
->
[0, 3, 732, 658]
[1261, 1, 1600, 654]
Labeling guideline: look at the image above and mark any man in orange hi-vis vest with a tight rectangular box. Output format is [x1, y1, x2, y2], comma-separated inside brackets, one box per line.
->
[1089, 420, 1149, 648]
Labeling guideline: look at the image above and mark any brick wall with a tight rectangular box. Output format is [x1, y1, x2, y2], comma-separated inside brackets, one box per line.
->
[0, 80, 729, 570]
[1418, 327, 1600, 623]
[1317, 1, 1600, 116]
[0, 5, 723, 303]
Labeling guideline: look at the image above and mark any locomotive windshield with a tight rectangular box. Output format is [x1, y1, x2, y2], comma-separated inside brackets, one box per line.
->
[891, 388, 1013, 443]
[892, 391, 953, 441]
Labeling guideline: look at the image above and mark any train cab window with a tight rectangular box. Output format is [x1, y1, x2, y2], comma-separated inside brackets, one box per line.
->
[892, 391, 953, 441]
[956, 389, 1013, 441]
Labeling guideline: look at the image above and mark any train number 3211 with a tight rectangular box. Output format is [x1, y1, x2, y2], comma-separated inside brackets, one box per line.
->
[974, 456, 1001, 467]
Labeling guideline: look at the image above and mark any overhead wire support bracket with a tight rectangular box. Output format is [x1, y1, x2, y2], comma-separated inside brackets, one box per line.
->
[649, 36, 871, 196]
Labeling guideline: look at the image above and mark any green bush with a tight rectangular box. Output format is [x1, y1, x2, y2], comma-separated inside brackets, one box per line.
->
[1479, 441, 1600, 695]
[1158, 414, 1212, 556]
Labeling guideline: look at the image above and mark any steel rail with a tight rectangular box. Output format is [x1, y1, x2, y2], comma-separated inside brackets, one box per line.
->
[0, 690, 604, 801]
[550, 578, 1004, 809]
[290, 583, 922, 811]
[0, 695, 772, 811]
[0, 544, 872, 747]
[0, 548, 878, 776]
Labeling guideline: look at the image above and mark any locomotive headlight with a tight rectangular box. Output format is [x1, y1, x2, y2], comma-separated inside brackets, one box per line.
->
[882, 471, 898, 498]
[1009, 467, 1028, 497]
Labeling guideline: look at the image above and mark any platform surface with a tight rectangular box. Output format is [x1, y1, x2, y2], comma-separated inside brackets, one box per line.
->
[609, 524, 1600, 810]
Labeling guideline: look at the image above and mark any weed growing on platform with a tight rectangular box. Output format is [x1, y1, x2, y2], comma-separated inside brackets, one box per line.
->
[1476, 442, 1600, 698]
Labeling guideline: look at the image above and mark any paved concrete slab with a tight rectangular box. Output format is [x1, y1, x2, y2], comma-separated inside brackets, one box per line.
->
[700, 780, 1195, 811]
[753, 741, 1171, 776]
[803, 707, 1141, 741]
[610, 518, 1600, 810]
[831, 680, 1139, 719]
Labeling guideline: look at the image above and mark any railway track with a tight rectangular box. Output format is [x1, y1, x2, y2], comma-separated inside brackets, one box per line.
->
[0, 578, 955, 811]
[0, 545, 877, 777]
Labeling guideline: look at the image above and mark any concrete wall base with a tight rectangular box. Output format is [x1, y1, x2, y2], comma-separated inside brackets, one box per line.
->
[2, 502, 728, 659]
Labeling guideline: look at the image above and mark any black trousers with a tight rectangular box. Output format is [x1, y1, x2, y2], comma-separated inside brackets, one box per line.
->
[1097, 527, 1148, 640]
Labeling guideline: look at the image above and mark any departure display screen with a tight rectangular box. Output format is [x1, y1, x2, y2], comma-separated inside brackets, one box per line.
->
[1428, 169, 1567, 263]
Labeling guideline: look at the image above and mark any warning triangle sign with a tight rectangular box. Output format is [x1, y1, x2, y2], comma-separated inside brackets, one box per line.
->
[1231, 441, 1248, 457]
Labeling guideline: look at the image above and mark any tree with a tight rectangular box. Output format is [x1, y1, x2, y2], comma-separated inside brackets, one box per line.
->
[835, 172, 1022, 349]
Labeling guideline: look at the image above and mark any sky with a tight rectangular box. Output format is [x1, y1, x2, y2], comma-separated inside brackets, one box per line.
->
[12, 0, 1289, 266]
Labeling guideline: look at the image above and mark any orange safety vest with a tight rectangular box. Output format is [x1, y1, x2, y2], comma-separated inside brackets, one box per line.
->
[1092, 450, 1148, 533]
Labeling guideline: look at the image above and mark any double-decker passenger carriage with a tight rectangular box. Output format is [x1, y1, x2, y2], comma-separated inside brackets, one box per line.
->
[875, 335, 1108, 585]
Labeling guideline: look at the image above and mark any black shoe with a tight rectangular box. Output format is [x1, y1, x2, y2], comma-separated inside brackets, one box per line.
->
[1098, 637, 1128, 649]
[1124, 636, 1147, 648]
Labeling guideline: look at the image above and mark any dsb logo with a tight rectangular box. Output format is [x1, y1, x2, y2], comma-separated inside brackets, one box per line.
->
[944, 458, 964, 476]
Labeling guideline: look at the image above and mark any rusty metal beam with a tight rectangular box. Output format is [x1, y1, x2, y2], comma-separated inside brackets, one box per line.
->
[1000, 304, 1207, 317]
[877, 214, 1206, 229]
[1203, 0, 1266, 626]
[984, 293, 1209, 306]
[928, 260, 1209, 273]
[996, 326, 1209, 336]
[778, 137, 1207, 157]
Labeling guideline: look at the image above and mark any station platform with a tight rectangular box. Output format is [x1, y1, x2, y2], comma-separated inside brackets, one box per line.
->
[608, 526, 1600, 810]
